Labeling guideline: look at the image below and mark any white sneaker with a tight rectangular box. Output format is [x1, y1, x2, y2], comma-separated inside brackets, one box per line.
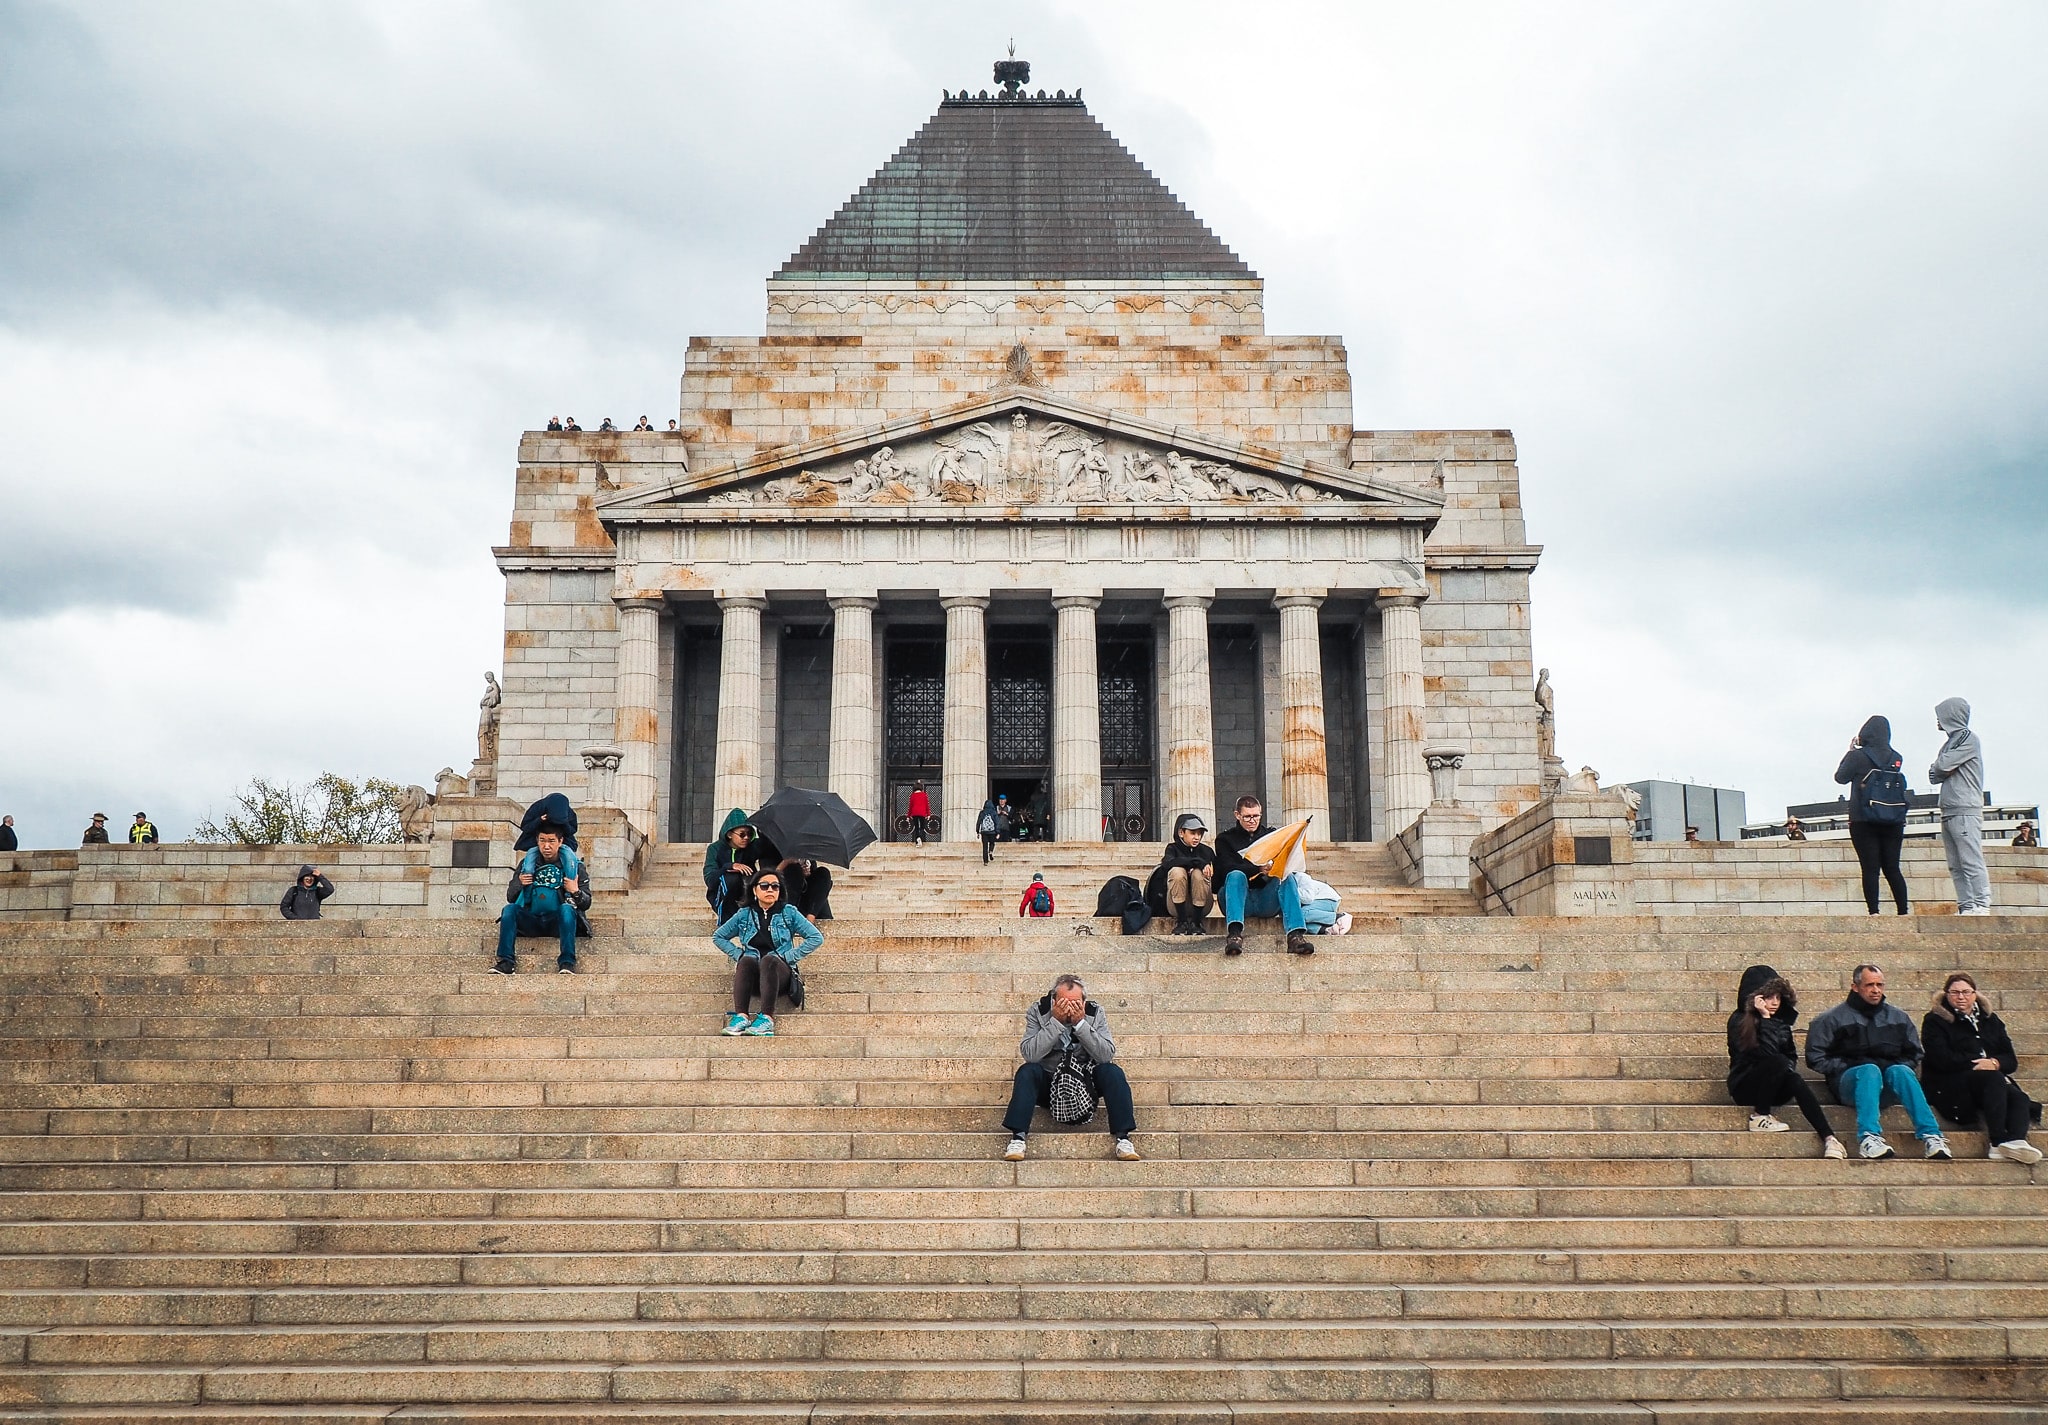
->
[1003, 1137, 1027, 1162]
[1334, 913, 1353, 935]
[1860, 1134, 1896, 1160]
[1114, 1138, 1141, 1161]
[1821, 1136, 1847, 1160]
[1748, 1114, 1792, 1133]
[1960, 906, 1992, 917]
[1994, 1139, 2044, 1165]
[1923, 1136, 1953, 1160]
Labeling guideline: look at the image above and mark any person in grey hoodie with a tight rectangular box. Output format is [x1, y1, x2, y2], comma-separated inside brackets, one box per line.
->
[1928, 697, 1990, 915]
[999, 973, 1139, 1162]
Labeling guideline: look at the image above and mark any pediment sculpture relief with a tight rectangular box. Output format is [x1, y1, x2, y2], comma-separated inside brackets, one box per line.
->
[703, 413, 1343, 507]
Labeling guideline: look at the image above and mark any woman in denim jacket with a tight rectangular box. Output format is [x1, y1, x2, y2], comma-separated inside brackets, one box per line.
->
[712, 867, 824, 1037]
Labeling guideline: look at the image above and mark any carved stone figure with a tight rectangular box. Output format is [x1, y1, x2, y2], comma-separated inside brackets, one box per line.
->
[692, 416, 1345, 508]
[396, 785, 436, 844]
[434, 766, 469, 799]
[476, 673, 502, 767]
[1534, 668, 1556, 763]
[1560, 766, 1601, 794]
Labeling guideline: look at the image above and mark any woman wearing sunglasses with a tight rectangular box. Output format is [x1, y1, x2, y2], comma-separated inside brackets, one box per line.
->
[712, 866, 824, 1037]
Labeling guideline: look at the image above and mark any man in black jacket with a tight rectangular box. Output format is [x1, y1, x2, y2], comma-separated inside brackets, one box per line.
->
[1212, 796, 1311, 958]
[1806, 963, 1950, 1160]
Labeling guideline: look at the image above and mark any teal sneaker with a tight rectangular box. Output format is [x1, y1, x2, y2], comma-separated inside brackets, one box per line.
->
[745, 1012, 775, 1037]
[721, 1012, 749, 1036]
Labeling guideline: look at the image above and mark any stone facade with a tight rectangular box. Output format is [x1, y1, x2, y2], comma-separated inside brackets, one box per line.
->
[489, 87, 1546, 850]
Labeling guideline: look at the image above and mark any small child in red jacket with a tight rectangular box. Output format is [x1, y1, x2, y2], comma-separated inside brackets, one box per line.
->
[1019, 873, 1056, 918]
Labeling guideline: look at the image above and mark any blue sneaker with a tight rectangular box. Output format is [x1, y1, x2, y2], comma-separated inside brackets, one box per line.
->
[721, 1012, 749, 1036]
[745, 1012, 775, 1037]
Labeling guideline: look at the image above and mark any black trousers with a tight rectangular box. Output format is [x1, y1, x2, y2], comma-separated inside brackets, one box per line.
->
[1728, 1064, 1833, 1138]
[1849, 820, 1908, 914]
[1949, 1069, 2035, 1144]
[909, 816, 929, 843]
[1003, 1060, 1136, 1139]
[981, 833, 996, 864]
[732, 952, 791, 1016]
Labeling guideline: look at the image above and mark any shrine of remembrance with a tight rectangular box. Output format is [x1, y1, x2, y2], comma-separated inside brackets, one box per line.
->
[489, 69, 1546, 853]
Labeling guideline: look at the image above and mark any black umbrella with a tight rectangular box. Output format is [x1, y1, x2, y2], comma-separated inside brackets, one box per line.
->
[748, 787, 877, 869]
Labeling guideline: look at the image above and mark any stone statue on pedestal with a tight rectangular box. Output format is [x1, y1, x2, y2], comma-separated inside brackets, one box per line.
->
[470, 673, 502, 794]
[1535, 668, 1567, 795]
[396, 785, 435, 844]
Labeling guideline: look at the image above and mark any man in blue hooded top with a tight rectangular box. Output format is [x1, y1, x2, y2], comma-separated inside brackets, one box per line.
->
[495, 794, 585, 975]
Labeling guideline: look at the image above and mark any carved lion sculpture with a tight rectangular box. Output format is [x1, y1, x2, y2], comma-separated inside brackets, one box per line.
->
[396, 785, 436, 844]
[1560, 766, 1603, 794]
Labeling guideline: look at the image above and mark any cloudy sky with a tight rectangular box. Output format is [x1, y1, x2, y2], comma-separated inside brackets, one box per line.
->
[2, 0, 2044, 845]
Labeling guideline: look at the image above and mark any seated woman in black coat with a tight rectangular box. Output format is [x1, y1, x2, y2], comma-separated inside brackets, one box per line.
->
[1922, 973, 2043, 1164]
[1727, 964, 1844, 1159]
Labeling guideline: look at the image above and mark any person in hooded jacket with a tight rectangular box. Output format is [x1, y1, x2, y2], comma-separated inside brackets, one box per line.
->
[704, 810, 766, 922]
[1806, 963, 1951, 1160]
[1726, 964, 1844, 1158]
[1157, 813, 1217, 935]
[1835, 714, 1910, 916]
[1921, 972, 2042, 1163]
[279, 865, 334, 921]
[976, 798, 1003, 864]
[711, 866, 823, 1037]
[1929, 697, 1991, 915]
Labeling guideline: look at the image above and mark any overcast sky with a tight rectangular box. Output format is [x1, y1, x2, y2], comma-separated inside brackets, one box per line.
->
[2, 0, 2044, 845]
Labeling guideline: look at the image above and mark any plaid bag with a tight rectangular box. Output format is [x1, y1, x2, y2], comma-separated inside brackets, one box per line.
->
[1048, 1044, 1098, 1126]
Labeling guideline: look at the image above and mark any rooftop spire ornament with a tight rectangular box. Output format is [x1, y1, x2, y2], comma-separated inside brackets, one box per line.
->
[994, 42, 1030, 98]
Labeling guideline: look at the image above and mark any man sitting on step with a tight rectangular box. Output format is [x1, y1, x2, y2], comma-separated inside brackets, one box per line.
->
[1002, 974, 1140, 1163]
[1213, 795, 1313, 958]
[495, 822, 586, 976]
[1806, 963, 1953, 1161]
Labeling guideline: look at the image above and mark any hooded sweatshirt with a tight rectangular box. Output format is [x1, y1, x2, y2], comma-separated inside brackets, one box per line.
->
[1929, 698, 1986, 815]
[279, 865, 334, 921]
[703, 808, 761, 888]
[1833, 715, 1904, 823]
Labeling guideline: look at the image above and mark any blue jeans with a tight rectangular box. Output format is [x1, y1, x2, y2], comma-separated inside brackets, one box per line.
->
[1837, 1062, 1942, 1140]
[1221, 870, 1305, 933]
[1301, 897, 1340, 933]
[498, 901, 578, 968]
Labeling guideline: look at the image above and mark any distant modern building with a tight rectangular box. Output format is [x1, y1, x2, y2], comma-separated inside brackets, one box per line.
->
[1627, 781, 1748, 843]
[1743, 793, 2040, 843]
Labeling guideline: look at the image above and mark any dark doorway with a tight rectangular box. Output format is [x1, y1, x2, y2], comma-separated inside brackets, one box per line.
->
[777, 625, 832, 793]
[989, 631, 1052, 841]
[1321, 623, 1370, 840]
[1209, 626, 1264, 826]
[1099, 635, 1154, 841]
[884, 630, 944, 840]
[670, 624, 721, 843]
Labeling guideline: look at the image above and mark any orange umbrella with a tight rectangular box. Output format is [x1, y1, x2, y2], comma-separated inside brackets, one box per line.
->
[1241, 818, 1311, 880]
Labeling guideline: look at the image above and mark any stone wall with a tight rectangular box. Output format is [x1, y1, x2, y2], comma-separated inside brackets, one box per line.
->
[8, 845, 434, 923]
[0, 852, 78, 920]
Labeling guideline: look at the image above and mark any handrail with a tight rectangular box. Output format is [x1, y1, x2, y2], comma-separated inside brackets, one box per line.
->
[1470, 856, 1515, 916]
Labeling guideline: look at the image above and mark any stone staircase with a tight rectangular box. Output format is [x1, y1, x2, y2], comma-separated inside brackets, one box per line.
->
[2, 889, 2046, 1419]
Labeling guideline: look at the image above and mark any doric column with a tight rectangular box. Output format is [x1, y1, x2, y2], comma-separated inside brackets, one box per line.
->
[827, 596, 881, 833]
[1052, 595, 1103, 842]
[1274, 592, 1331, 842]
[712, 596, 768, 815]
[940, 596, 989, 843]
[1376, 591, 1432, 837]
[1162, 594, 1217, 830]
[611, 598, 664, 834]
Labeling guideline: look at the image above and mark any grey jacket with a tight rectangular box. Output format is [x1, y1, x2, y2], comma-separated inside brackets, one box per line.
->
[1019, 990, 1118, 1067]
[1806, 993, 1924, 1098]
[1928, 697, 1985, 815]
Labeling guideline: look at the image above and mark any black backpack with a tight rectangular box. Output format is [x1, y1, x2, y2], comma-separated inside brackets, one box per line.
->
[1095, 875, 1142, 917]
[1029, 884, 1052, 915]
[1861, 752, 1910, 826]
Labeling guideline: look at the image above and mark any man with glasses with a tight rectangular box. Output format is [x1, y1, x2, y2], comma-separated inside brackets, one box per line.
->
[1807, 964, 1951, 1160]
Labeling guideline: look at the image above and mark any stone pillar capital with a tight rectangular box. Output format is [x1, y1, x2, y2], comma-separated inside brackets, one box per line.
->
[1051, 594, 1102, 612]
[941, 594, 990, 611]
[613, 596, 666, 613]
[1162, 593, 1213, 612]
[1273, 591, 1326, 612]
[828, 594, 880, 611]
[1374, 589, 1427, 611]
[717, 594, 770, 612]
